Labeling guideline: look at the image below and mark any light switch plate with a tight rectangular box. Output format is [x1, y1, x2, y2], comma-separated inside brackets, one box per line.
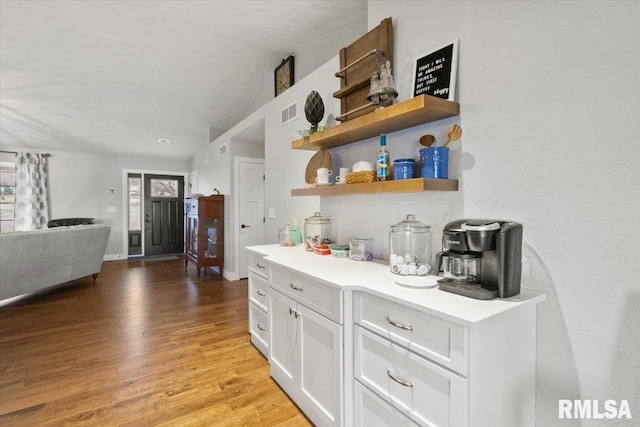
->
[107, 206, 117, 213]
[268, 208, 276, 219]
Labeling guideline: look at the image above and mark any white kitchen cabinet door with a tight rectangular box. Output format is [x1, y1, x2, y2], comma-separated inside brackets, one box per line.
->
[298, 303, 343, 427]
[269, 288, 296, 389]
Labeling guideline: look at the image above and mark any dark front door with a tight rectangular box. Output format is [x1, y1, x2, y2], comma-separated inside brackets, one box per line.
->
[144, 174, 184, 256]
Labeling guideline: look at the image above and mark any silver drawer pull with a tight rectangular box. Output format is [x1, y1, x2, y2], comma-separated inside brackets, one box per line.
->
[387, 369, 413, 388]
[257, 323, 266, 332]
[386, 316, 413, 331]
[256, 290, 266, 297]
[256, 263, 266, 269]
[290, 283, 303, 292]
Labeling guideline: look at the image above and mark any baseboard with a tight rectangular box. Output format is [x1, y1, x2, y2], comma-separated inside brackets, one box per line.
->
[224, 269, 239, 281]
[103, 254, 126, 261]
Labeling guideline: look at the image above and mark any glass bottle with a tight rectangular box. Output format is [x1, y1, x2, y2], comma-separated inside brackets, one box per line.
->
[376, 134, 390, 181]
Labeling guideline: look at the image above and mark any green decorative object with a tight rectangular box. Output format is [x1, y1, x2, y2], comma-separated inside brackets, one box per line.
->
[304, 90, 325, 133]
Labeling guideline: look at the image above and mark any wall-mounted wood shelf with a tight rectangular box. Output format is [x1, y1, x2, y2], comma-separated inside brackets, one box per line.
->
[291, 94, 459, 151]
[291, 178, 458, 197]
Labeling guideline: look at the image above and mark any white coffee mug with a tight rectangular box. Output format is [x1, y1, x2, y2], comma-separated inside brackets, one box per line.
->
[315, 167, 332, 184]
[335, 167, 350, 183]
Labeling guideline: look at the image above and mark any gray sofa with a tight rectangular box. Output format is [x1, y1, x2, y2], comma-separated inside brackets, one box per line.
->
[0, 224, 111, 301]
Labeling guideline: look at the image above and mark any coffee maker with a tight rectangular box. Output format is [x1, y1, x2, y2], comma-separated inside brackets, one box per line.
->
[435, 219, 523, 300]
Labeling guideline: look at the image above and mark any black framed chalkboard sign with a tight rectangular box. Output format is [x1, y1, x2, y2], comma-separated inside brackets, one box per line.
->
[412, 39, 459, 101]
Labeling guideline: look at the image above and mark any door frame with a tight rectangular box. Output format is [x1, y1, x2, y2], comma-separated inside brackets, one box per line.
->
[121, 169, 189, 258]
[233, 156, 265, 280]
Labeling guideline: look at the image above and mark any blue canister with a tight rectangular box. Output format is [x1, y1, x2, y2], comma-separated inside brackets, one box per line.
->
[420, 147, 449, 179]
[393, 159, 415, 180]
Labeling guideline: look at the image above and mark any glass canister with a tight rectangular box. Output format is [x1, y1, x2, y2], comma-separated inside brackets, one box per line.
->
[303, 212, 332, 251]
[349, 238, 373, 261]
[389, 214, 432, 275]
[278, 225, 296, 247]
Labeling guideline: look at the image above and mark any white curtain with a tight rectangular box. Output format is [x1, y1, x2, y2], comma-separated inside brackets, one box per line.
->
[14, 153, 50, 231]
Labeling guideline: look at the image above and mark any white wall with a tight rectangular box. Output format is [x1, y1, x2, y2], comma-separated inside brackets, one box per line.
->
[192, 2, 639, 422]
[45, 150, 190, 258]
[348, 1, 638, 425]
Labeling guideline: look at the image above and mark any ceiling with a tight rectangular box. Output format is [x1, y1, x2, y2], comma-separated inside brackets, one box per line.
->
[0, 1, 367, 160]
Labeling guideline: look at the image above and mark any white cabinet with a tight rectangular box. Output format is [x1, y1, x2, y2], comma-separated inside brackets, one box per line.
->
[353, 290, 538, 427]
[353, 380, 419, 427]
[269, 270, 344, 427]
[354, 325, 467, 426]
[245, 245, 544, 427]
[247, 251, 269, 358]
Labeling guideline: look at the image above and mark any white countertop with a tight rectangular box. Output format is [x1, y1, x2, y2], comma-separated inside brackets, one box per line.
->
[246, 244, 546, 329]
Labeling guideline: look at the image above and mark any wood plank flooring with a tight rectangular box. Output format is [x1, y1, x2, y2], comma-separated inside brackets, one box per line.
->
[0, 257, 311, 426]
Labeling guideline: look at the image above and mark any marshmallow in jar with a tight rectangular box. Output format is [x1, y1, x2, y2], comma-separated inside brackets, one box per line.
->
[389, 214, 432, 276]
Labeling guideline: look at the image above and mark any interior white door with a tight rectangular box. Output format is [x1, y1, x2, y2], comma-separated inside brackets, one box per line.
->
[238, 160, 264, 278]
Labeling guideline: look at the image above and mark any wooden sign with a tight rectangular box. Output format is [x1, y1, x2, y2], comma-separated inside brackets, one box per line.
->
[412, 39, 459, 101]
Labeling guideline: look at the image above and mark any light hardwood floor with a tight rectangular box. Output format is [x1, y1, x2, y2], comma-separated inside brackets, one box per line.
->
[0, 257, 311, 426]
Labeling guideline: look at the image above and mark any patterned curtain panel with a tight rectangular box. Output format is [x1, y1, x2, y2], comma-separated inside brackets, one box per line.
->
[14, 153, 50, 231]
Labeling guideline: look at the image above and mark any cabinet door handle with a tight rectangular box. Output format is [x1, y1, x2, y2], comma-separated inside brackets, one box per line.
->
[256, 263, 266, 269]
[257, 323, 266, 332]
[386, 316, 413, 331]
[290, 283, 303, 292]
[256, 290, 266, 297]
[387, 369, 413, 388]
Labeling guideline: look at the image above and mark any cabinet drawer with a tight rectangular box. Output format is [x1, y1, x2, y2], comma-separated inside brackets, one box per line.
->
[354, 325, 467, 427]
[249, 302, 269, 358]
[354, 380, 419, 427]
[354, 292, 467, 375]
[249, 271, 269, 312]
[270, 266, 342, 324]
[247, 252, 268, 278]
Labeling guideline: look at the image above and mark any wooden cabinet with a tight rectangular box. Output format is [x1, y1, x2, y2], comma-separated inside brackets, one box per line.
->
[184, 195, 224, 277]
[269, 266, 344, 427]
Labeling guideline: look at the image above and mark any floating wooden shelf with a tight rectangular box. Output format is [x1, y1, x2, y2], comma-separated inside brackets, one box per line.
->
[291, 178, 458, 197]
[291, 94, 460, 151]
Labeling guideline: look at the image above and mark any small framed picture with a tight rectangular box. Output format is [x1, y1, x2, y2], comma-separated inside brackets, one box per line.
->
[412, 39, 459, 101]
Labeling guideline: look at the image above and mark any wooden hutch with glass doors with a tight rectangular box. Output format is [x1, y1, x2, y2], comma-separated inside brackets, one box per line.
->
[184, 195, 224, 277]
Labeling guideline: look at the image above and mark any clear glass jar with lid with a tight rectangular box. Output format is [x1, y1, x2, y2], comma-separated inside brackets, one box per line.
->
[389, 214, 432, 275]
[303, 212, 332, 251]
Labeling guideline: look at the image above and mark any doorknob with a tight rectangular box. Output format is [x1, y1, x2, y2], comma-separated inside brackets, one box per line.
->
[241, 224, 251, 229]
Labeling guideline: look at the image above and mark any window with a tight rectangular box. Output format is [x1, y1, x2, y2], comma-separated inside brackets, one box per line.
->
[128, 175, 141, 231]
[150, 179, 178, 197]
[0, 159, 16, 233]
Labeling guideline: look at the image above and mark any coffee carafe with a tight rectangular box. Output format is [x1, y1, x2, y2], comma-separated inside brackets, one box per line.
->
[435, 219, 523, 300]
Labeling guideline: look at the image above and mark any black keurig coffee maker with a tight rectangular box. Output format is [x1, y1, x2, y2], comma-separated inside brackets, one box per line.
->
[435, 219, 523, 300]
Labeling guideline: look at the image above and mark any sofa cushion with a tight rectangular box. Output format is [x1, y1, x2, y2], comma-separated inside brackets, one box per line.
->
[48, 218, 95, 228]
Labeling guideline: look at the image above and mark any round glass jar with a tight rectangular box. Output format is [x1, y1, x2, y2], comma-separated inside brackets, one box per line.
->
[303, 212, 332, 251]
[389, 214, 432, 275]
[349, 238, 373, 261]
